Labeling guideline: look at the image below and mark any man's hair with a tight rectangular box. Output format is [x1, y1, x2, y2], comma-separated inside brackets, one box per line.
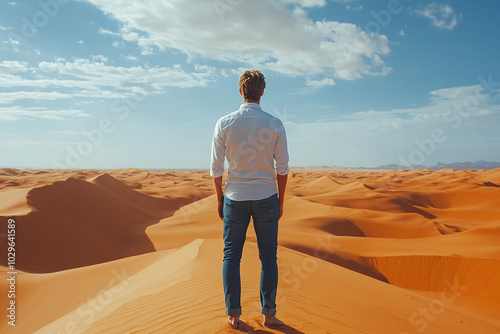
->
[239, 70, 266, 101]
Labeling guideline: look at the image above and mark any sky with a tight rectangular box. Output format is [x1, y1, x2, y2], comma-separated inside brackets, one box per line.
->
[0, 0, 499, 169]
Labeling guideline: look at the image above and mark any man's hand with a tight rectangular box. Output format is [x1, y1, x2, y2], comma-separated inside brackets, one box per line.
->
[213, 176, 224, 221]
[218, 197, 224, 221]
[277, 173, 288, 219]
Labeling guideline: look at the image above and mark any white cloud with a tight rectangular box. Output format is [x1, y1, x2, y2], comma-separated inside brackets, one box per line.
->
[4, 38, 20, 52]
[0, 75, 102, 90]
[399, 29, 405, 37]
[280, 0, 327, 7]
[285, 84, 500, 166]
[305, 77, 335, 87]
[413, 3, 462, 30]
[91, 54, 108, 62]
[0, 24, 12, 30]
[0, 57, 217, 120]
[83, 0, 391, 81]
[0, 106, 89, 121]
[0, 57, 214, 91]
[0, 91, 72, 104]
[112, 40, 125, 47]
[77, 40, 84, 44]
[98, 28, 120, 36]
[37, 58, 215, 89]
[345, 85, 496, 128]
[0, 61, 29, 74]
[7, 1, 17, 5]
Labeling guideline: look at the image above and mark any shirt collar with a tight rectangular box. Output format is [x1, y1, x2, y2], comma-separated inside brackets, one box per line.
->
[240, 103, 261, 110]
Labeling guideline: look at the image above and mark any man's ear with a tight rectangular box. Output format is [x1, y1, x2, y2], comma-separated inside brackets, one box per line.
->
[239, 88, 243, 96]
[260, 90, 264, 97]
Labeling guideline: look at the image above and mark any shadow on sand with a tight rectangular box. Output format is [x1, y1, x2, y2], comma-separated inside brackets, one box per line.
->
[254, 324, 306, 334]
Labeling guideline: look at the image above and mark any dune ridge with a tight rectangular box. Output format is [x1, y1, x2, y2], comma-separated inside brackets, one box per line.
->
[1, 167, 499, 333]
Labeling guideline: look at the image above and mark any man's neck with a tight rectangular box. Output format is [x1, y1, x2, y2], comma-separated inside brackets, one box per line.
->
[243, 99, 260, 104]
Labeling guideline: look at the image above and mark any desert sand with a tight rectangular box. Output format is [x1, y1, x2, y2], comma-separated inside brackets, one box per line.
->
[1, 167, 499, 334]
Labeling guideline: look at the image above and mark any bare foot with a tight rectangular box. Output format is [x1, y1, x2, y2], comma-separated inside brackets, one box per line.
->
[263, 315, 284, 327]
[228, 316, 254, 333]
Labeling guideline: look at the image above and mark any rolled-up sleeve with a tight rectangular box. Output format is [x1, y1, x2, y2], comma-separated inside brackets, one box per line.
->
[210, 120, 225, 177]
[274, 120, 289, 175]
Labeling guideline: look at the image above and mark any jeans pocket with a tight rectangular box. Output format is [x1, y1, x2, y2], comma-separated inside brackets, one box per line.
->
[259, 201, 280, 222]
[223, 199, 241, 222]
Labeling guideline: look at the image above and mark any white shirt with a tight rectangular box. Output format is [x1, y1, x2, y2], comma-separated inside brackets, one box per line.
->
[210, 103, 289, 201]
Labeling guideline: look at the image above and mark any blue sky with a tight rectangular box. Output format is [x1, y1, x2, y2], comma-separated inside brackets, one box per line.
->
[1, 0, 499, 169]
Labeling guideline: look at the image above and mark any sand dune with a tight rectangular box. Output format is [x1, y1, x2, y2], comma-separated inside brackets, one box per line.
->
[1, 168, 499, 333]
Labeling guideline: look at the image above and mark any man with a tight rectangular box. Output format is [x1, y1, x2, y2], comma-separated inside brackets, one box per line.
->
[210, 70, 289, 332]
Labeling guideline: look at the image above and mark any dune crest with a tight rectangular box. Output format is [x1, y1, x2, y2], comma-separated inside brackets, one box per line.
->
[1, 173, 177, 272]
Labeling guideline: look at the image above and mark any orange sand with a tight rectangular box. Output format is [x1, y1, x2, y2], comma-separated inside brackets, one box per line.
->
[1, 168, 499, 333]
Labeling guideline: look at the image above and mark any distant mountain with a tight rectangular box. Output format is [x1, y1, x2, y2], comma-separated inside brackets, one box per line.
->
[374, 160, 500, 171]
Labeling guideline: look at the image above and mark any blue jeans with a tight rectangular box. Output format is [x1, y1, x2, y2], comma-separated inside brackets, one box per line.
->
[223, 193, 280, 317]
